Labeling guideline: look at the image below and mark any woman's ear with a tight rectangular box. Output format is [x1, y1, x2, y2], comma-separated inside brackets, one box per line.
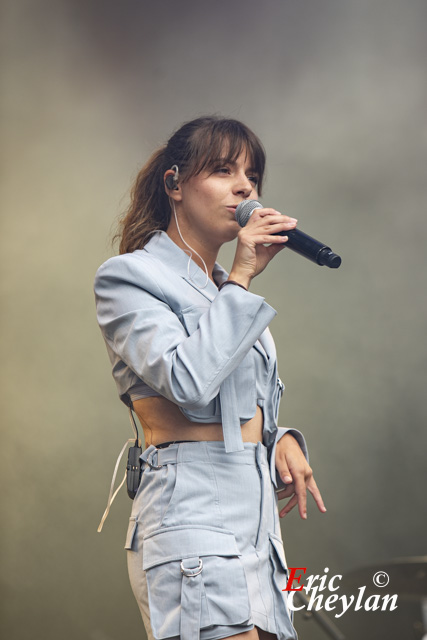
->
[164, 165, 181, 200]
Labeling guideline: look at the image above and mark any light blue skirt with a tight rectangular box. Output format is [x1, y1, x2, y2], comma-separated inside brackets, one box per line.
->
[125, 441, 297, 640]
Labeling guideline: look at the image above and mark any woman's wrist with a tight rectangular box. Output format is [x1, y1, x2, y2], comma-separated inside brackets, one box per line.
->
[218, 279, 248, 292]
[227, 271, 251, 290]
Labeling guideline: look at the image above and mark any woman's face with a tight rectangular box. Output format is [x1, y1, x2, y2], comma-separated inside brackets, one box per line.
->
[173, 149, 259, 250]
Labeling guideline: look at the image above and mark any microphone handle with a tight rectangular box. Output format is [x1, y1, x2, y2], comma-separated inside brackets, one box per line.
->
[276, 228, 342, 268]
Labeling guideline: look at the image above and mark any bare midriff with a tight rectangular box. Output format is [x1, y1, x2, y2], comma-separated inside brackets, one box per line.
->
[132, 396, 263, 447]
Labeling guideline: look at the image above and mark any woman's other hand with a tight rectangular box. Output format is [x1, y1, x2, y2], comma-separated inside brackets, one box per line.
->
[228, 208, 297, 289]
[275, 432, 326, 519]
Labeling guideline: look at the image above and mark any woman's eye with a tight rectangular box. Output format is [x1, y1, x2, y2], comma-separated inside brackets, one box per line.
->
[248, 175, 259, 185]
[217, 167, 230, 174]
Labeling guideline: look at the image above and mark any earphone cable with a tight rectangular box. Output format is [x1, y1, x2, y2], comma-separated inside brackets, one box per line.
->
[170, 198, 209, 289]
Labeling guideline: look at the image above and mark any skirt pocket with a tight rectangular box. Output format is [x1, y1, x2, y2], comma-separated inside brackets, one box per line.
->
[131, 458, 180, 532]
[143, 524, 252, 639]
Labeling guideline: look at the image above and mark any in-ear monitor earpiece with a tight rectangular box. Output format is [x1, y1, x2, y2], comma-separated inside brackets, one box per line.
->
[165, 164, 179, 190]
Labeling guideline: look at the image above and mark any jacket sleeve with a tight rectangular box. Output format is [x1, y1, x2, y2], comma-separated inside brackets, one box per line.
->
[94, 256, 277, 410]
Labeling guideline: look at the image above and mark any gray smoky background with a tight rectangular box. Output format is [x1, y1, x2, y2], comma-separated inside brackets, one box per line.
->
[1, 1, 426, 639]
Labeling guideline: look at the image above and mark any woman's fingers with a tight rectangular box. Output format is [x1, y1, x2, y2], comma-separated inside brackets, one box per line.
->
[307, 476, 327, 513]
[246, 209, 298, 231]
[257, 235, 289, 245]
[229, 210, 297, 284]
[278, 475, 327, 519]
[279, 493, 299, 517]
[276, 483, 296, 500]
[291, 467, 309, 519]
[241, 211, 297, 248]
[275, 432, 326, 520]
[275, 444, 305, 518]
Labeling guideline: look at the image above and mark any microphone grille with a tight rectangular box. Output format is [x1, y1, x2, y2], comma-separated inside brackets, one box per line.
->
[235, 199, 263, 227]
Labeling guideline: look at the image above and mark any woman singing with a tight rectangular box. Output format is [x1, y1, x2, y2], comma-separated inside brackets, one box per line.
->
[94, 116, 326, 640]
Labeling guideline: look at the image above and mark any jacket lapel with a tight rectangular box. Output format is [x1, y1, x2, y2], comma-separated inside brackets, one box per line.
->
[142, 231, 222, 303]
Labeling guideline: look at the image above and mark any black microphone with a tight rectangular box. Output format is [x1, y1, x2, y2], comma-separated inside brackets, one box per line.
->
[235, 200, 342, 269]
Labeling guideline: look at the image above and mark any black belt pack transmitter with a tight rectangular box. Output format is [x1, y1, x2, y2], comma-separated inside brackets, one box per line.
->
[126, 441, 142, 499]
[126, 408, 142, 499]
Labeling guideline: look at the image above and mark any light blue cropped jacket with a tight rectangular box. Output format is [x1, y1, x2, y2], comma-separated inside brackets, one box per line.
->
[94, 231, 308, 488]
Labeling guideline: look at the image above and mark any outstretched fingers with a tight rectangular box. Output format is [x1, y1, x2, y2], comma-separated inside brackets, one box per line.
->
[279, 475, 326, 519]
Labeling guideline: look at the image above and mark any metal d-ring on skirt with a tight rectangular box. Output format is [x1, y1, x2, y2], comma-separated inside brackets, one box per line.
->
[125, 441, 297, 640]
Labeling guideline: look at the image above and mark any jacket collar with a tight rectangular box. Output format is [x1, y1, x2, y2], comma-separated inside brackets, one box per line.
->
[141, 231, 227, 302]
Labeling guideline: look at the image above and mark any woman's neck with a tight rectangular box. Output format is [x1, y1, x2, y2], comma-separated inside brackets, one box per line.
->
[166, 222, 219, 282]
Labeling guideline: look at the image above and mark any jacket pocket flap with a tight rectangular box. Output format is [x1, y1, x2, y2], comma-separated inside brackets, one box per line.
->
[143, 525, 240, 570]
[124, 516, 138, 550]
[269, 532, 288, 573]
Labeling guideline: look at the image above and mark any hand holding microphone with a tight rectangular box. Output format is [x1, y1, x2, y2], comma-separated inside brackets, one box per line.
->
[228, 205, 298, 288]
[235, 200, 342, 269]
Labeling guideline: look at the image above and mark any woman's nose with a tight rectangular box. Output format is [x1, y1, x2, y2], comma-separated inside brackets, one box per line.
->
[233, 174, 254, 198]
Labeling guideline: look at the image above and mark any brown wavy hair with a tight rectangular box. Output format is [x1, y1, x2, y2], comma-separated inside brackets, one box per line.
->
[114, 116, 266, 254]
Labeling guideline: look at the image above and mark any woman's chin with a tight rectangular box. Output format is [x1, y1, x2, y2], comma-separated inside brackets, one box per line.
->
[223, 223, 240, 243]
